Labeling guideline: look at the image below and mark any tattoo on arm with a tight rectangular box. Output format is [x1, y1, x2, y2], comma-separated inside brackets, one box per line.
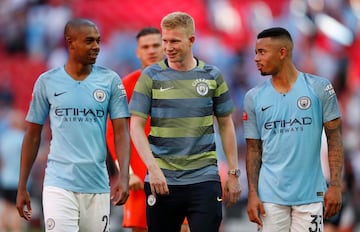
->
[246, 139, 262, 194]
[324, 118, 344, 187]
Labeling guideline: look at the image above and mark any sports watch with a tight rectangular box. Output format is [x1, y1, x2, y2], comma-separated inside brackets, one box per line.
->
[227, 169, 241, 177]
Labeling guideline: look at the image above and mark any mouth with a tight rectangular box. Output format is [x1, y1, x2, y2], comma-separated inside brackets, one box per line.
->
[89, 53, 98, 59]
[149, 56, 159, 62]
[166, 53, 176, 59]
[256, 63, 263, 71]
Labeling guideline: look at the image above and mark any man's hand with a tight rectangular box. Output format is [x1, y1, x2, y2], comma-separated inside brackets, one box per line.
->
[223, 175, 241, 207]
[324, 185, 342, 219]
[148, 164, 169, 196]
[110, 174, 130, 205]
[16, 188, 32, 221]
[129, 174, 144, 190]
[247, 191, 265, 227]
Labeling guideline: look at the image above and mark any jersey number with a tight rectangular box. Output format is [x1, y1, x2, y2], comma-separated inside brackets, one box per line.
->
[102, 215, 109, 232]
[308, 214, 323, 232]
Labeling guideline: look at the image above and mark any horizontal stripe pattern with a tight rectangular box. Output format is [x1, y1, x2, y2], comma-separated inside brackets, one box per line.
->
[154, 151, 218, 170]
[130, 59, 234, 176]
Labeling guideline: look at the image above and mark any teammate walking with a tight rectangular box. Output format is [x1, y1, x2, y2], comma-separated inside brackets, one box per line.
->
[16, 18, 131, 232]
[129, 12, 241, 232]
[244, 27, 344, 231]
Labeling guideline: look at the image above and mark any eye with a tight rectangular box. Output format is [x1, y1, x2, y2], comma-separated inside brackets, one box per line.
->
[258, 49, 265, 55]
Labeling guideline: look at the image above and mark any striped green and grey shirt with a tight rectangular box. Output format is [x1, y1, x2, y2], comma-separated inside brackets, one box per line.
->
[129, 59, 235, 185]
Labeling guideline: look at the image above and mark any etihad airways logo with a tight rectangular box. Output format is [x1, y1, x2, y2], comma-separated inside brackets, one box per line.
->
[55, 108, 105, 122]
[264, 117, 312, 134]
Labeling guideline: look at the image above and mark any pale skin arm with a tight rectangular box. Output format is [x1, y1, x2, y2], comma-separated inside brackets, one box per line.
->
[323, 117, 344, 219]
[245, 138, 265, 227]
[128, 164, 143, 191]
[128, 165, 143, 190]
[129, 172, 144, 190]
[110, 118, 131, 205]
[16, 122, 43, 221]
[216, 115, 241, 207]
[130, 115, 169, 196]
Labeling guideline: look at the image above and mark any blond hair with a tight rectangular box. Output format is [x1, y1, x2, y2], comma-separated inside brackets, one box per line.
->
[161, 12, 195, 36]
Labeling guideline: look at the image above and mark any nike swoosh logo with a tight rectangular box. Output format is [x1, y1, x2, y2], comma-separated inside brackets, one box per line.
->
[159, 87, 174, 92]
[54, 91, 66, 97]
[261, 105, 273, 111]
[216, 196, 222, 202]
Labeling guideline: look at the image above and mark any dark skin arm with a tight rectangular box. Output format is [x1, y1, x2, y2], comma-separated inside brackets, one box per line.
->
[245, 118, 344, 223]
[16, 122, 43, 221]
[245, 138, 265, 226]
[323, 117, 344, 219]
[110, 118, 131, 205]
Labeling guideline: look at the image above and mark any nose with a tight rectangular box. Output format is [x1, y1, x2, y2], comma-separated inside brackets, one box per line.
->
[149, 46, 157, 54]
[93, 41, 100, 50]
[254, 53, 259, 62]
[163, 42, 172, 52]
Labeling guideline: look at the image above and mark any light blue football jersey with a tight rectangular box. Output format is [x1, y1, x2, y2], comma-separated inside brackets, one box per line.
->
[26, 65, 129, 193]
[0, 128, 24, 189]
[243, 72, 341, 205]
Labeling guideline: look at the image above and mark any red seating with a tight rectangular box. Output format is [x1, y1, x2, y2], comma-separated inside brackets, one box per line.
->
[71, 0, 212, 42]
[1, 54, 46, 113]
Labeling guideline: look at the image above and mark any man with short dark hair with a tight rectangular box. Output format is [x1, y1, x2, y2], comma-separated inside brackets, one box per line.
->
[244, 27, 344, 231]
[16, 18, 131, 232]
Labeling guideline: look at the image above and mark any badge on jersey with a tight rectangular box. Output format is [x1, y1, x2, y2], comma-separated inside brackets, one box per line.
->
[297, 96, 311, 110]
[324, 84, 336, 97]
[46, 218, 56, 230]
[147, 194, 156, 206]
[93, 89, 106, 102]
[193, 79, 210, 96]
[243, 111, 248, 121]
[118, 84, 126, 95]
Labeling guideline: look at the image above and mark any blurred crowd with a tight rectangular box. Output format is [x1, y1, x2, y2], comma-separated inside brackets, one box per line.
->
[0, 0, 359, 231]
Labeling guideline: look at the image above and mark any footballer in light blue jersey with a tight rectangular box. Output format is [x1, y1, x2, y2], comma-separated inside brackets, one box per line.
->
[244, 72, 341, 205]
[244, 27, 343, 230]
[26, 65, 129, 193]
[17, 19, 131, 232]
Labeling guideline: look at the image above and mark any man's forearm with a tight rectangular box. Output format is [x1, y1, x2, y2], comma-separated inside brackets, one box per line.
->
[325, 119, 344, 187]
[246, 139, 262, 194]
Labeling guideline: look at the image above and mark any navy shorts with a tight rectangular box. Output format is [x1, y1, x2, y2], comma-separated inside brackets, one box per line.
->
[1, 188, 18, 204]
[144, 181, 223, 232]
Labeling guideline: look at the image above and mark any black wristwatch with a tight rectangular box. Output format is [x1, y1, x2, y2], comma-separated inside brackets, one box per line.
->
[228, 169, 241, 178]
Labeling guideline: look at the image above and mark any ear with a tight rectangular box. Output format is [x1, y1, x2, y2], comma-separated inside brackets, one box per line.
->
[279, 47, 287, 59]
[65, 36, 73, 49]
[189, 35, 195, 44]
[136, 47, 141, 59]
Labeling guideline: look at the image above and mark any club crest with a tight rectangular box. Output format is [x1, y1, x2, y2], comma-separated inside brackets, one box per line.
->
[297, 96, 311, 110]
[93, 89, 106, 102]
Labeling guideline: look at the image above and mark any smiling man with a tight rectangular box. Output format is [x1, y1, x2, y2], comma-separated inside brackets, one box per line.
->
[16, 18, 131, 232]
[129, 11, 241, 232]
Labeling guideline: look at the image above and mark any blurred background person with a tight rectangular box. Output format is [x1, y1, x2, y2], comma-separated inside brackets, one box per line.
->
[107, 27, 190, 232]
[0, 110, 26, 232]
